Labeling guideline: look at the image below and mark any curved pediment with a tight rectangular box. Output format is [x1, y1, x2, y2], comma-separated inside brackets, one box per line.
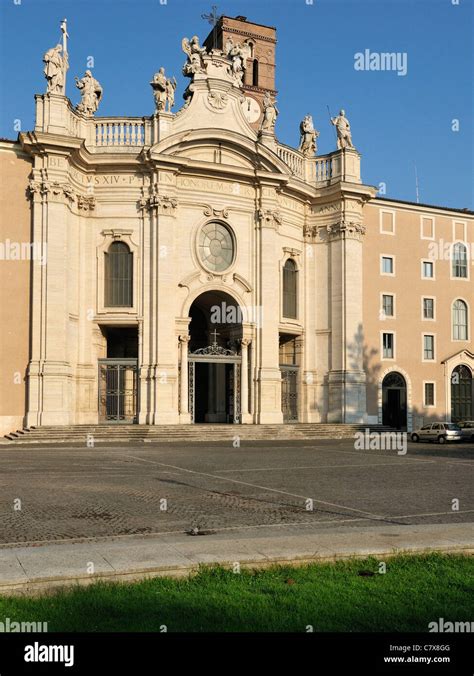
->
[149, 129, 292, 177]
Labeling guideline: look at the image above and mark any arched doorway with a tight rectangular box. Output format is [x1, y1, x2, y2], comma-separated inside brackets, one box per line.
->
[382, 372, 407, 429]
[188, 291, 243, 423]
[451, 365, 473, 422]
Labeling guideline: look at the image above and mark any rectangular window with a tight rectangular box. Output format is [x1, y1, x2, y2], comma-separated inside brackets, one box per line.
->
[381, 256, 394, 275]
[382, 294, 394, 317]
[382, 333, 394, 359]
[424, 382, 435, 407]
[452, 243, 468, 279]
[380, 211, 395, 235]
[282, 261, 297, 319]
[421, 216, 435, 240]
[423, 298, 434, 319]
[422, 261, 434, 279]
[423, 335, 435, 360]
[453, 220, 467, 242]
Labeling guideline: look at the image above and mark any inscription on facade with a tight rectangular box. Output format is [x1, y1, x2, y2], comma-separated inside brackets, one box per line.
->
[48, 156, 66, 168]
[177, 176, 253, 197]
[68, 169, 141, 187]
[278, 196, 305, 214]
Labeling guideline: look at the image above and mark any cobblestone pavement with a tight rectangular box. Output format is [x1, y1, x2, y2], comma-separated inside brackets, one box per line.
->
[0, 440, 472, 545]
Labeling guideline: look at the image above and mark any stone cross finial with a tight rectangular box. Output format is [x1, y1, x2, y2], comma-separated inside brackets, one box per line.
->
[201, 5, 222, 50]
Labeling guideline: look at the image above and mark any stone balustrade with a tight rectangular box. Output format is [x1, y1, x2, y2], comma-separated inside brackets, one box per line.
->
[33, 94, 360, 183]
[275, 143, 360, 185]
[276, 143, 305, 179]
[94, 118, 145, 147]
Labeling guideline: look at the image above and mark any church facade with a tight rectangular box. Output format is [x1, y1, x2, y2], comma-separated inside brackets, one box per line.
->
[1, 15, 473, 435]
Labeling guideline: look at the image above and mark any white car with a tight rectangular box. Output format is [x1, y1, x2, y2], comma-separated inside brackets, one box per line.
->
[458, 421, 474, 441]
[411, 422, 462, 444]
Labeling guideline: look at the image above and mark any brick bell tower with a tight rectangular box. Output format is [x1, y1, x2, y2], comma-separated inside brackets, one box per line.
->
[203, 15, 277, 130]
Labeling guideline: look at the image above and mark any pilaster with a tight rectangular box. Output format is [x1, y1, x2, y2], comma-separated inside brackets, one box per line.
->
[256, 185, 283, 424]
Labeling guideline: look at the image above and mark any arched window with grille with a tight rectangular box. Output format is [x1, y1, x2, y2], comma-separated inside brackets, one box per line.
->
[452, 299, 468, 340]
[452, 242, 468, 278]
[283, 259, 297, 319]
[252, 59, 259, 87]
[105, 241, 133, 307]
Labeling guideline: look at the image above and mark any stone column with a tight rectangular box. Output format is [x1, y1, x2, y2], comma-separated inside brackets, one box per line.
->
[240, 338, 251, 423]
[179, 335, 190, 421]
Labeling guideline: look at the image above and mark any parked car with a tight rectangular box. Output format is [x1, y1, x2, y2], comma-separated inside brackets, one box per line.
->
[458, 421, 474, 441]
[411, 422, 462, 444]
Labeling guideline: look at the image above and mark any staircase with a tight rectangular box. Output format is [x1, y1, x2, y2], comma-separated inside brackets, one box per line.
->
[4, 423, 395, 445]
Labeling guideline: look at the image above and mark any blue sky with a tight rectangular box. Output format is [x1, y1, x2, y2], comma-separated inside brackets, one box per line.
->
[0, 0, 472, 208]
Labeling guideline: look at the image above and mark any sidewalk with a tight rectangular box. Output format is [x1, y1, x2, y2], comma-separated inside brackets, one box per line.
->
[0, 521, 472, 595]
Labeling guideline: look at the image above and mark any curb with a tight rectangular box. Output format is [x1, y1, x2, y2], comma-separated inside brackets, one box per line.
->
[1, 544, 472, 597]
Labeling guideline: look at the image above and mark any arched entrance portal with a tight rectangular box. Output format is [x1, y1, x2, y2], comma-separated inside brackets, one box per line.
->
[382, 372, 407, 429]
[188, 291, 244, 423]
[451, 365, 473, 422]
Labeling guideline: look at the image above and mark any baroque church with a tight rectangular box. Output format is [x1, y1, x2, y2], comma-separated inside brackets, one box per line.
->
[1, 15, 473, 435]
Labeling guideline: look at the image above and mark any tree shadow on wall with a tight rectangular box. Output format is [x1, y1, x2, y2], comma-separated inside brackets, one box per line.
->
[346, 322, 381, 420]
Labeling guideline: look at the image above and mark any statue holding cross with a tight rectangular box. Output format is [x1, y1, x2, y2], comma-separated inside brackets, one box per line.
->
[43, 19, 69, 95]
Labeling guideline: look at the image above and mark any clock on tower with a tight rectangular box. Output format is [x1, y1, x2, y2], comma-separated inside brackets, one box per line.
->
[203, 15, 277, 130]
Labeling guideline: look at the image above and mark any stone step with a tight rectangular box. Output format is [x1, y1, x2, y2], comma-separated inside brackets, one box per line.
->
[4, 424, 396, 444]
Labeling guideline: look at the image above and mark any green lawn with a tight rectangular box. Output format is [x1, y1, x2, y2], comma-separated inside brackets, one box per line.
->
[1, 553, 472, 632]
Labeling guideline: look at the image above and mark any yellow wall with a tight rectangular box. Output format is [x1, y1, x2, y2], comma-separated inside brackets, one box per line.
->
[0, 141, 32, 434]
[363, 199, 474, 424]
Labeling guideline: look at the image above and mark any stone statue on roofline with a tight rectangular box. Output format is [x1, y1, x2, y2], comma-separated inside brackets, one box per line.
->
[165, 76, 177, 111]
[225, 38, 251, 87]
[299, 115, 319, 156]
[331, 109, 354, 149]
[75, 70, 103, 117]
[43, 44, 67, 94]
[182, 36, 207, 76]
[150, 67, 177, 112]
[260, 92, 279, 132]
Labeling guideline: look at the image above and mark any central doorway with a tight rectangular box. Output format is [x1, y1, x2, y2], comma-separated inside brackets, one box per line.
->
[194, 362, 233, 423]
[188, 291, 243, 424]
[190, 359, 241, 423]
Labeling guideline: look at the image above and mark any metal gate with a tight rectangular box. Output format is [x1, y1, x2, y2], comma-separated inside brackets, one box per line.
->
[281, 366, 298, 422]
[98, 359, 138, 423]
[188, 354, 241, 424]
